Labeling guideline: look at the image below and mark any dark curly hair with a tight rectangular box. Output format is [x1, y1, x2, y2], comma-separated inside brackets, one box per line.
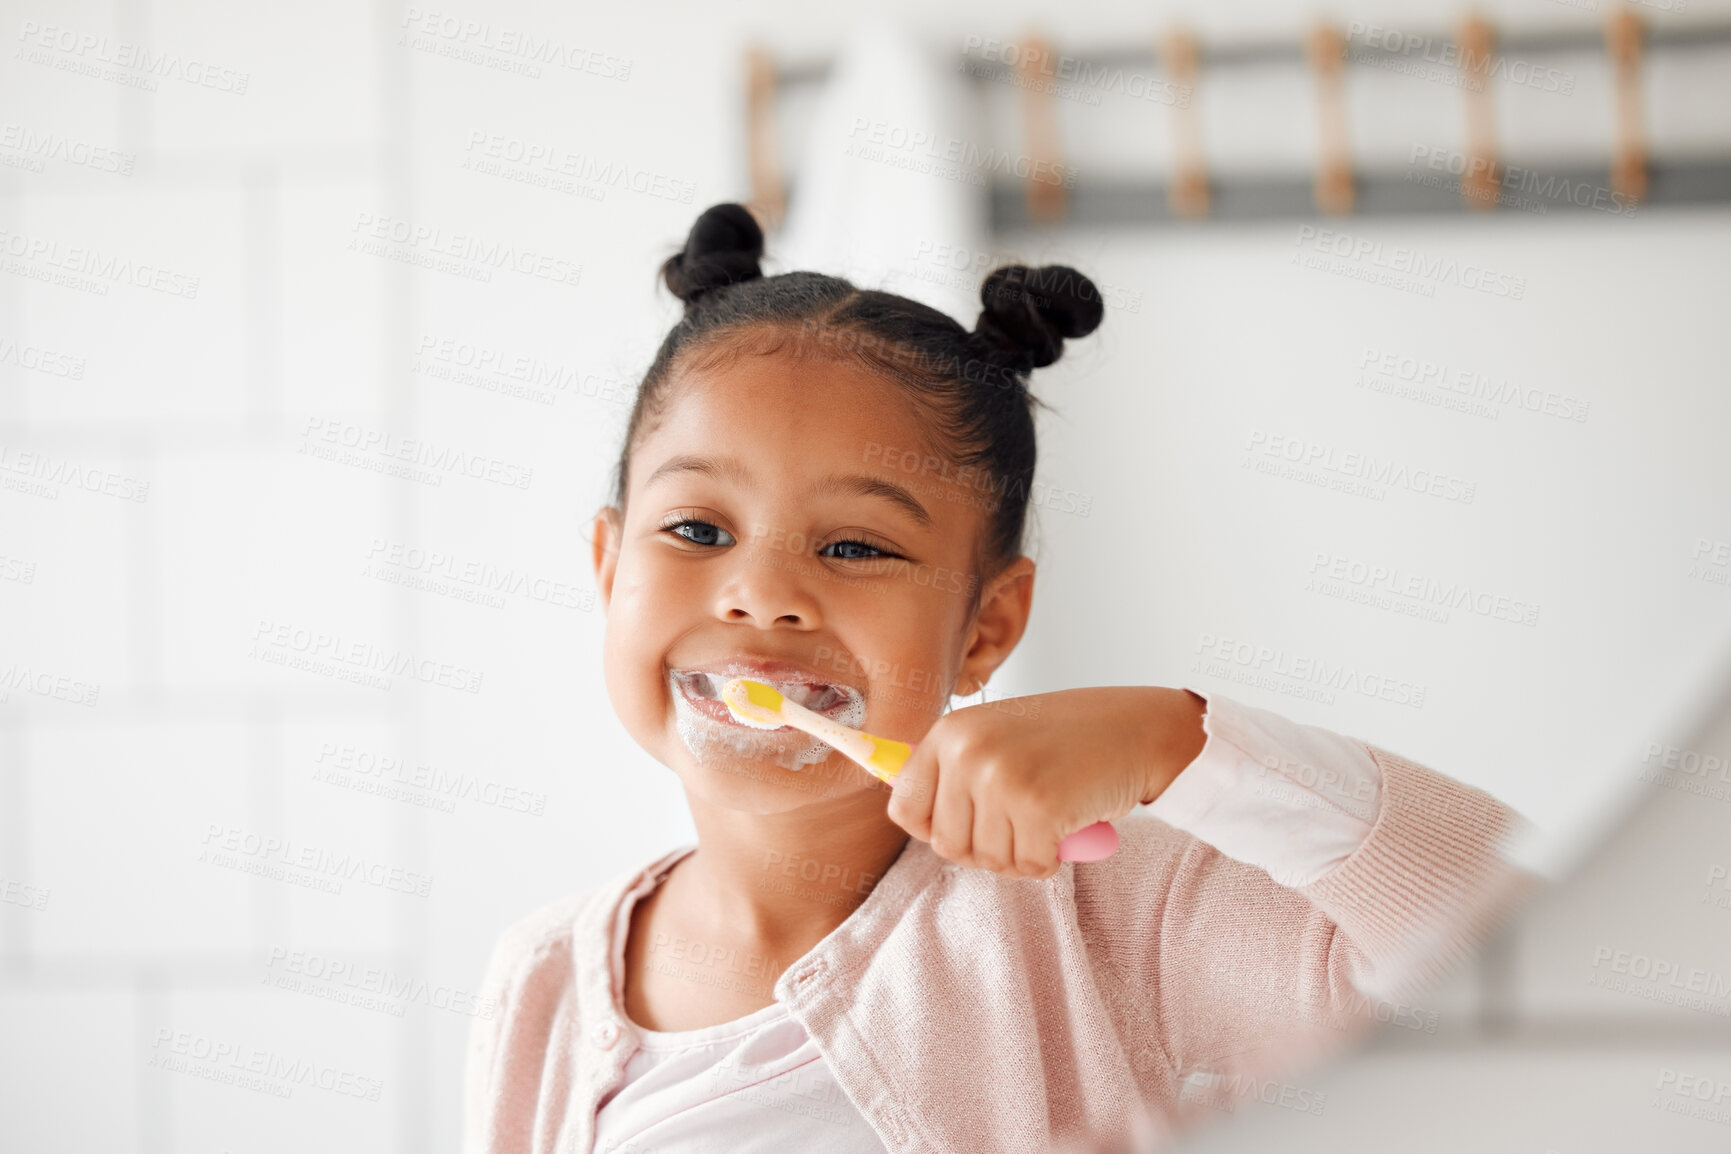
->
[614, 202, 1105, 583]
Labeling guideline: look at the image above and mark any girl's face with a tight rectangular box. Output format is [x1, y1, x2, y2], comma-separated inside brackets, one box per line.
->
[591, 344, 1032, 814]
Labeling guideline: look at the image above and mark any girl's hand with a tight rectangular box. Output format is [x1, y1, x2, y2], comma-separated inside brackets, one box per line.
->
[886, 686, 1208, 879]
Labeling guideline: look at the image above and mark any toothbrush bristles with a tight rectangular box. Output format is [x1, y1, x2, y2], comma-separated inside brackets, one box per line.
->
[720, 678, 789, 730]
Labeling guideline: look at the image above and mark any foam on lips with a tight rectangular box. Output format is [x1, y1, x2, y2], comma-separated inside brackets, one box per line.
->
[667, 664, 867, 769]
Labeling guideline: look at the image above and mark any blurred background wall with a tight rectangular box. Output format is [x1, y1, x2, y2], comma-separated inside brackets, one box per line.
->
[2, 0, 1729, 1150]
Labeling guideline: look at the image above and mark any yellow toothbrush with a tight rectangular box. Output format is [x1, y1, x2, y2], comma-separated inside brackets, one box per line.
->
[720, 677, 1118, 861]
[721, 677, 912, 782]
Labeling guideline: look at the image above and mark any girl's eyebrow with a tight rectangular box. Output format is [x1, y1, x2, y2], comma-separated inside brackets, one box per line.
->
[811, 473, 933, 527]
[644, 452, 933, 527]
[644, 452, 750, 490]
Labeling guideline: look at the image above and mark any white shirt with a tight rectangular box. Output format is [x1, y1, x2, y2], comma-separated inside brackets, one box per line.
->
[591, 688, 1382, 1153]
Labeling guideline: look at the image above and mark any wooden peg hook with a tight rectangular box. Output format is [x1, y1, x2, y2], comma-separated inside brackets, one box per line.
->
[1458, 14, 1499, 211]
[744, 46, 786, 229]
[1605, 9, 1647, 205]
[1016, 33, 1068, 225]
[1162, 28, 1208, 218]
[1307, 22, 1353, 214]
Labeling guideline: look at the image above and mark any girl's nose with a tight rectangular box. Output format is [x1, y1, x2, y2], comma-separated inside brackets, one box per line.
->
[713, 553, 822, 629]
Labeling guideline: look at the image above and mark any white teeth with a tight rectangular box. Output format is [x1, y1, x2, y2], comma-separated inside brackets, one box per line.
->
[668, 667, 868, 769]
[672, 670, 726, 700]
[782, 684, 825, 708]
[674, 670, 842, 713]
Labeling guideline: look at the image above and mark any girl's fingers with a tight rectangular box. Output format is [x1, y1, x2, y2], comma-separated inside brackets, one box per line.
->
[886, 743, 938, 842]
[1012, 814, 1061, 880]
[885, 714, 1063, 878]
[970, 796, 1016, 875]
[929, 757, 975, 865]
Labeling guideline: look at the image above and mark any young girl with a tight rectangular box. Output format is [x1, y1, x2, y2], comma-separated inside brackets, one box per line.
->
[461, 204, 1533, 1154]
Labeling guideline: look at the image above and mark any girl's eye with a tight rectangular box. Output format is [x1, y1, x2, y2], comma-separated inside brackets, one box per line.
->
[665, 519, 735, 547]
[821, 538, 895, 561]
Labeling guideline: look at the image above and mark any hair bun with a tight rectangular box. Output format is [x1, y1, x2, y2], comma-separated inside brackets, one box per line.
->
[973, 264, 1105, 370]
[662, 203, 765, 306]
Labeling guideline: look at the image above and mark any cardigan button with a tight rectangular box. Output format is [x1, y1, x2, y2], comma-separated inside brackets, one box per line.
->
[591, 1020, 620, 1049]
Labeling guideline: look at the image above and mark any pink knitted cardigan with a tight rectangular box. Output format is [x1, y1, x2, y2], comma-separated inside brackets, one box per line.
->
[462, 747, 1531, 1153]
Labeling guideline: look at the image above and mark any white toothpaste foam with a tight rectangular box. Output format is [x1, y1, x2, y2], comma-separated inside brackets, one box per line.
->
[669, 671, 865, 771]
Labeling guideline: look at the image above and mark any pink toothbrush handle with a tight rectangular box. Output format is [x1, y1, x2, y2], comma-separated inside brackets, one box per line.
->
[1057, 821, 1118, 862]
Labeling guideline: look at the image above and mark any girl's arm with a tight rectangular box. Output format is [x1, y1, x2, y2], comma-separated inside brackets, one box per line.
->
[1072, 690, 1536, 1096]
[1144, 688, 1386, 888]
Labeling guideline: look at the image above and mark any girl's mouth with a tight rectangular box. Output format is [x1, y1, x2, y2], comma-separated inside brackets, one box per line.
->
[668, 667, 861, 728]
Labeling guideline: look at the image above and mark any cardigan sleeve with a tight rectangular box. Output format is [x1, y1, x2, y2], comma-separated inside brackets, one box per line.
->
[463, 914, 565, 1154]
[1146, 688, 1382, 887]
[1071, 694, 1537, 1106]
[462, 894, 590, 1154]
[462, 930, 515, 1154]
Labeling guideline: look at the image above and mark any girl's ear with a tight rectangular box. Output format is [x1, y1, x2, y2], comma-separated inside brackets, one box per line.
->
[956, 555, 1036, 696]
[591, 506, 624, 610]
